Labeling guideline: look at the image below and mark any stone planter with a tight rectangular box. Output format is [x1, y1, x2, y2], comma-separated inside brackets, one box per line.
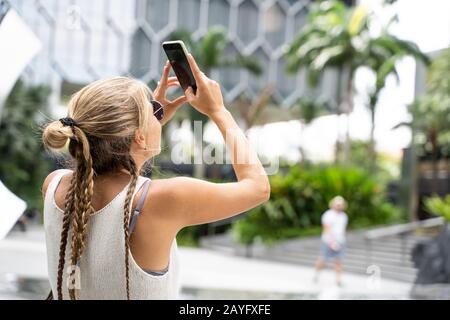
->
[410, 223, 450, 299]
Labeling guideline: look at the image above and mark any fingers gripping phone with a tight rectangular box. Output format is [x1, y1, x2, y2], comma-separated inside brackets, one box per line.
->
[162, 40, 197, 94]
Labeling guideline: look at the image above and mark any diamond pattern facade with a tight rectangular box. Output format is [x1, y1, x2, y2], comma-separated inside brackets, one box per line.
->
[7, 0, 339, 108]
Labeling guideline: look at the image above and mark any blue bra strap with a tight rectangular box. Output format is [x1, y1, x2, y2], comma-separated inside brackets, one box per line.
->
[128, 179, 151, 237]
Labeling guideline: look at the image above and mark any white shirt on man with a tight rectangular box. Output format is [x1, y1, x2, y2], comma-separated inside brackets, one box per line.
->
[321, 209, 348, 245]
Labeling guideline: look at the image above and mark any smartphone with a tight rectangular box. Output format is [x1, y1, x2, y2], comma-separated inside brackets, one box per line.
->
[162, 40, 197, 94]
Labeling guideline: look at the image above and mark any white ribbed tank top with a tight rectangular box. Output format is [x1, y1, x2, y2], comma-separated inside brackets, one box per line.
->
[43, 169, 181, 300]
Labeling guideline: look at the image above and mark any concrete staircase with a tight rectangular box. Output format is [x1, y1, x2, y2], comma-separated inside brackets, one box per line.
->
[199, 230, 435, 283]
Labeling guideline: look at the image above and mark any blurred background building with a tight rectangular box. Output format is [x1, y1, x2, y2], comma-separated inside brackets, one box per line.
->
[7, 0, 345, 108]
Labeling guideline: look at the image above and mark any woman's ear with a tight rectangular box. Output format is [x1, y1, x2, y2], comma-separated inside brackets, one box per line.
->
[134, 129, 146, 149]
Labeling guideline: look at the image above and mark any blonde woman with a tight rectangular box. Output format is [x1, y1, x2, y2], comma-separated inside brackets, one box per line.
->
[313, 196, 348, 287]
[41, 54, 270, 300]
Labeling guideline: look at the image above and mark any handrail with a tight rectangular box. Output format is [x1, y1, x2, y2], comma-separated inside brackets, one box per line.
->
[363, 217, 445, 267]
[364, 217, 445, 240]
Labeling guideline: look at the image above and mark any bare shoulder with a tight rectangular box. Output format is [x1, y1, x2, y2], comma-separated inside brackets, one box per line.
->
[139, 177, 195, 226]
[150, 176, 202, 195]
[41, 169, 73, 198]
[142, 176, 191, 210]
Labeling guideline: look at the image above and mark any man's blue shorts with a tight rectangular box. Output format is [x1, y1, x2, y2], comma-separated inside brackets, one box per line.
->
[321, 240, 345, 261]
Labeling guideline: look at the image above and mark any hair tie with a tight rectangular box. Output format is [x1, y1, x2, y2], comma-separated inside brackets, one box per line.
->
[59, 117, 77, 127]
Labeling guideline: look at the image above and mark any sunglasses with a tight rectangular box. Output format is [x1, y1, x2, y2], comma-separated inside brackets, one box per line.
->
[151, 100, 164, 121]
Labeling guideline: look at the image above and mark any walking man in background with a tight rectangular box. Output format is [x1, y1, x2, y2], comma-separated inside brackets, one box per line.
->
[314, 196, 348, 287]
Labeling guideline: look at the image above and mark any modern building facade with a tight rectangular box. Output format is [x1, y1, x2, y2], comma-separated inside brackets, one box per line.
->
[7, 0, 340, 108]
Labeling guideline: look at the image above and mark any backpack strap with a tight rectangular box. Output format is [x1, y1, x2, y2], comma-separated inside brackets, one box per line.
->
[128, 179, 151, 237]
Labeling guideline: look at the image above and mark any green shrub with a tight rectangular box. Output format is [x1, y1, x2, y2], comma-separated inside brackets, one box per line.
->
[425, 195, 450, 221]
[232, 164, 402, 244]
[0, 80, 50, 211]
[176, 226, 200, 247]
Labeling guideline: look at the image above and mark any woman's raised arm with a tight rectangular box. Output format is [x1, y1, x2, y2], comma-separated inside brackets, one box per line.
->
[161, 53, 270, 228]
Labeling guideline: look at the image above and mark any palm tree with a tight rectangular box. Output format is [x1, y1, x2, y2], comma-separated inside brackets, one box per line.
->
[285, 1, 363, 163]
[285, 0, 428, 165]
[364, 31, 429, 169]
[168, 26, 262, 178]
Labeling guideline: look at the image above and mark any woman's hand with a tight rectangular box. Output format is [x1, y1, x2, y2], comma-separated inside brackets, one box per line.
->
[184, 53, 225, 118]
[153, 61, 188, 126]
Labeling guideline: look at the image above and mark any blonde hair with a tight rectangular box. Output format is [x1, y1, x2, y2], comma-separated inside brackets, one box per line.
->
[42, 76, 154, 300]
[329, 196, 347, 211]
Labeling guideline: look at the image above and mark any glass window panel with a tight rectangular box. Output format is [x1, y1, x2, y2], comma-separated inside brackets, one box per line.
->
[177, 0, 200, 32]
[207, 0, 230, 29]
[237, 0, 259, 44]
[146, 0, 170, 32]
[264, 3, 286, 50]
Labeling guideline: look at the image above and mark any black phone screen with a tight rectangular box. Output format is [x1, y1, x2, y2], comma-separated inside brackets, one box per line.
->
[163, 44, 197, 94]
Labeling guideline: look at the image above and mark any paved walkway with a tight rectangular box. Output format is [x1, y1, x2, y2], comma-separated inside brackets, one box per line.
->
[0, 226, 412, 299]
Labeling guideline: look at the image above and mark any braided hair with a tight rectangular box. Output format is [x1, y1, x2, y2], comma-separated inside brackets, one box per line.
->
[42, 77, 157, 299]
